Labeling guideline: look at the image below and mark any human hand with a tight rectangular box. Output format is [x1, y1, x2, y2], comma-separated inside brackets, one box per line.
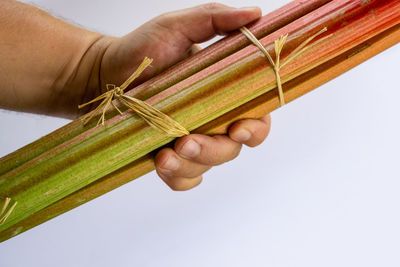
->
[97, 3, 271, 190]
[154, 116, 271, 191]
[0, 1, 270, 191]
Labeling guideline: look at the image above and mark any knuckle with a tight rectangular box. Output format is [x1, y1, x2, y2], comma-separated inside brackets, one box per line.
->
[153, 13, 166, 23]
[202, 2, 224, 11]
[205, 147, 225, 164]
[153, 12, 173, 27]
[206, 146, 222, 161]
[211, 136, 242, 164]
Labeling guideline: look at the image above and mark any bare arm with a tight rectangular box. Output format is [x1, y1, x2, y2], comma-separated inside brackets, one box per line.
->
[0, 0, 107, 117]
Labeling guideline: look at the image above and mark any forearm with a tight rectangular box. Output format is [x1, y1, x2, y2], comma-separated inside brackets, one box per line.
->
[0, 0, 108, 118]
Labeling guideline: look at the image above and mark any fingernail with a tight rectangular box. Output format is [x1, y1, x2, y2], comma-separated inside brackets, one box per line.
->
[233, 129, 251, 142]
[179, 139, 200, 158]
[163, 155, 180, 171]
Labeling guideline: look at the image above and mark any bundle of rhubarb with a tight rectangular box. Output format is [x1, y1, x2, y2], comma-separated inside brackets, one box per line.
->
[1, 0, 399, 242]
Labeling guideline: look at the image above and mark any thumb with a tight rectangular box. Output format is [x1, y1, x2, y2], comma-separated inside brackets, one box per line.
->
[137, 3, 261, 74]
[101, 4, 261, 88]
[151, 3, 262, 44]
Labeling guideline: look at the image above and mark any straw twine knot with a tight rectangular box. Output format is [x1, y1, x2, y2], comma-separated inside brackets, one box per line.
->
[78, 57, 189, 137]
[109, 84, 124, 98]
[240, 26, 328, 107]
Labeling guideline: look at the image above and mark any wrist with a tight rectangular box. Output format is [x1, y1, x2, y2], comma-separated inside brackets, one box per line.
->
[65, 34, 114, 119]
[0, 1, 114, 117]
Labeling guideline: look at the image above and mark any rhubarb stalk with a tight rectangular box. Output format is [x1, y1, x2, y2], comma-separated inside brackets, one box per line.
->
[1, 0, 399, 241]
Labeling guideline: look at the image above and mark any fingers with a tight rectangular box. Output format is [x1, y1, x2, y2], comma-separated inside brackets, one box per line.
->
[155, 134, 242, 190]
[155, 147, 211, 178]
[153, 3, 262, 43]
[174, 134, 242, 165]
[155, 148, 206, 191]
[157, 172, 203, 191]
[229, 114, 271, 147]
[155, 114, 271, 191]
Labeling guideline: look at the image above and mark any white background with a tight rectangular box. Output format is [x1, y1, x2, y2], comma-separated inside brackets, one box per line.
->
[1, 0, 400, 266]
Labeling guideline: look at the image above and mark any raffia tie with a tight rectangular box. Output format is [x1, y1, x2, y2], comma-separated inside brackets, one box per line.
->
[0, 197, 17, 226]
[240, 26, 328, 107]
[78, 57, 189, 137]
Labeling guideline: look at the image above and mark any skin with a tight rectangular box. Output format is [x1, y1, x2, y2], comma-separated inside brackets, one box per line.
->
[0, 1, 271, 191]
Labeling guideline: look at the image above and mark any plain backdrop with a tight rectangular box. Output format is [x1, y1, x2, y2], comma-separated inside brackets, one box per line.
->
[1, 0, 400, 266]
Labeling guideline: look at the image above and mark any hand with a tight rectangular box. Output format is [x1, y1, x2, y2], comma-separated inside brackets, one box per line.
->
[0, 1, 270, 190]
[155, 116, 271, 191]
[96, 3, 270, 190]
